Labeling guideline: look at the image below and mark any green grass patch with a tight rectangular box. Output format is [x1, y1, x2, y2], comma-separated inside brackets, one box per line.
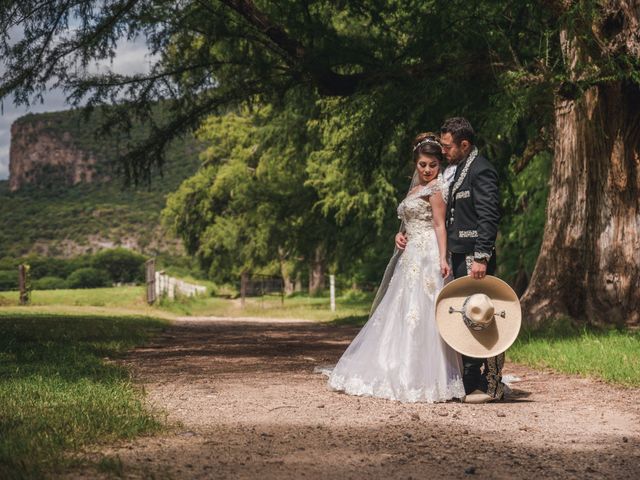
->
[0, 286, 147, 308]
[508, 321, 640, 387]
[0, 312, 168, 479]
[157, 291, 373, 322]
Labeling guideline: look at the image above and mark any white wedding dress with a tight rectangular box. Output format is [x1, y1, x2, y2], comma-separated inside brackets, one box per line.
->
[326, 179, 465, 403]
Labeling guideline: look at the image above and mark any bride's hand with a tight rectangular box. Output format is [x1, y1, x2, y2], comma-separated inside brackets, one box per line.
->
[440, 258, 451, 278]
[395, 232, 408, 250]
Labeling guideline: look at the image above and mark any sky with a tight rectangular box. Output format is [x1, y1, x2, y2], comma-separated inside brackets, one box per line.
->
[0, 37, 154, 180]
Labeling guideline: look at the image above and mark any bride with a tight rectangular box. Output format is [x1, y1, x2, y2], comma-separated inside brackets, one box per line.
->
[326, 133, 465, 403]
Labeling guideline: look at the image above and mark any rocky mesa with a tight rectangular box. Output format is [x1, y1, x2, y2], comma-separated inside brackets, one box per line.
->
[0, 108, 201, 258]
[9, 117, 100, 191]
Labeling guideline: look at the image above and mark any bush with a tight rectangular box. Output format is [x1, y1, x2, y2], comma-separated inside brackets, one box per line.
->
[0, 257, 18, 271]
[66, 268, 111, 289]
[92, 248, 146, 284]
[21, 255, 91, 280]
[0, 270, 18, 291]
[33, 276, 68, 290]
[341, 289, 370, 304]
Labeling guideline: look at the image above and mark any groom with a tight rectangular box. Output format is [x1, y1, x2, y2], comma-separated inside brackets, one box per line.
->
[440, 117, 505, 403]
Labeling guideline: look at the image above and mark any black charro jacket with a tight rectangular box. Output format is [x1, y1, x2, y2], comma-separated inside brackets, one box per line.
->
[445, 151, 500, 259]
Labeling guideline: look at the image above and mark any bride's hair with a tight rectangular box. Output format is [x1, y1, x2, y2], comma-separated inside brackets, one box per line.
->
[412, 132, 443, 163]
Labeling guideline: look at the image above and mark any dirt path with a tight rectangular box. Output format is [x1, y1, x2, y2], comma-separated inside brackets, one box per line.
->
[77, 317, 639, 479]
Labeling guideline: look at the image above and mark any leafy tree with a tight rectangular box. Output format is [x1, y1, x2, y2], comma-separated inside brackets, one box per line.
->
[66, 268, 111, 289]
[92, 248, 146, 283]
[33, 276, 68, 290]
[164, 99, 342, 293]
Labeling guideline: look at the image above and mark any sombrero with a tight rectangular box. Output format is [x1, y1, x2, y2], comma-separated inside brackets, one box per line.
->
[435, 275, 521, 358]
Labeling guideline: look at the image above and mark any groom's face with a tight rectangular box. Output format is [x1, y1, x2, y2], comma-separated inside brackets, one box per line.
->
[440, 133, 469, 164]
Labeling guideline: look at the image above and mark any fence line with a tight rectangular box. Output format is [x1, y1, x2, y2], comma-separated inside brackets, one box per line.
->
[144, 259, 206, 303]
[154, 271, 207, 300]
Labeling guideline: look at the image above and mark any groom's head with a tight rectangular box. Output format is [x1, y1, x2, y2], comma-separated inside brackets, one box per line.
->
[440, 117, 475, 164]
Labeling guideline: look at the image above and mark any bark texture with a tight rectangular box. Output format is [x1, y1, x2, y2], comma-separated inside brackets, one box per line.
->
[308, 245, 326, 295]
[522, 10, 640, 327]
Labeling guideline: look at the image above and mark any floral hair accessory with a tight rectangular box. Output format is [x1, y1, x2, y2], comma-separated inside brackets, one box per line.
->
[413, 137, 442, 152]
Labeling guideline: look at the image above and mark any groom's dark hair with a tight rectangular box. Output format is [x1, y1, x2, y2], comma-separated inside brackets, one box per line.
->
[440, 117, 475, 146]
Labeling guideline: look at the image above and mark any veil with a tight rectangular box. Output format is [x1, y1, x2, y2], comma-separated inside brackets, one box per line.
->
[368, 169, 422, 316]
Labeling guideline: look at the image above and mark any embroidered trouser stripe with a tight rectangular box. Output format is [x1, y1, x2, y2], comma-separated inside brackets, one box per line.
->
[450, 251, 505, 399]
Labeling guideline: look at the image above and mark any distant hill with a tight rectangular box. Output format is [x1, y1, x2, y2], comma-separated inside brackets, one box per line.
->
[0, 108, 201, 258]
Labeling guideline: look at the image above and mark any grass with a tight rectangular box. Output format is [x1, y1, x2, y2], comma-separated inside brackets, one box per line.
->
[0, 286, 147, 308]
[0, 286, 372, 322]
[0, 311, 168, 479]
[0, 287, 174, 320]
[157, 290, 373, 322]
[508, 321, 640, 387]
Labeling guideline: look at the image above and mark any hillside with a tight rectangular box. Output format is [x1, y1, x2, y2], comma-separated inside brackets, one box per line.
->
[0, 108, 201, 258]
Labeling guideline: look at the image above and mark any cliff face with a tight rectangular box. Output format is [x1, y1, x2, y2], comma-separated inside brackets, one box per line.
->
[9, 119, 100, 192]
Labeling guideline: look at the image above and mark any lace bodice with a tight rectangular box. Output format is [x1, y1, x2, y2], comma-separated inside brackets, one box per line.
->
[397, 181, 442, 238]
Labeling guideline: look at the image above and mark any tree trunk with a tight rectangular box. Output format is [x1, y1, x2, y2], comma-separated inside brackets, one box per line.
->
[308, 244, 326, 295]
[278, 248, 295, 295]
[521, 27, 640, 327]
[240, 270, 249, 307]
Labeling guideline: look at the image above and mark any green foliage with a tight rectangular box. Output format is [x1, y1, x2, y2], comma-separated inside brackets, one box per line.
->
[497, 152, 552, 284]
[0, 257, 18, 270]
[1, 248, 153, 291]
[0, 313, 166, 477]
[66, 268, 111, 289]
[164, 101, 344, 284]
[0, 271, 17, 291]
[92, 248, 146, 284]
[1, 1, 565, 292]
[21, 256, 85, 280]
[0, 0, 565, 183]
[32, 276, 68, 290]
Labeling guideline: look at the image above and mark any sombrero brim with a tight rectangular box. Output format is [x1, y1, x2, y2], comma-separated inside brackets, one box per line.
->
[435, 275, 521, 358]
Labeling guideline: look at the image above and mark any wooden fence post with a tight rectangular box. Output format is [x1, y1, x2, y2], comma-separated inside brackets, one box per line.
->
[240, 271, 248, 308]
[145, 259, 156, 304]
[18, 264, 31, 305]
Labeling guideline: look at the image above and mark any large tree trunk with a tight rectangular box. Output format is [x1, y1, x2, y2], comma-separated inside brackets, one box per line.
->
[521, 24, 640, 328]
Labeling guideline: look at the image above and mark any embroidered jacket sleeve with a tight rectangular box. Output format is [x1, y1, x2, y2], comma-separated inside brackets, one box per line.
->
[471, 164, 500, 260]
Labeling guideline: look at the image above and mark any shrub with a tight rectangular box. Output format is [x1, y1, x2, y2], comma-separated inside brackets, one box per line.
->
[341, 289, 370, 304]
[92, 248, 146, 284]
[0, 257, 18, 271]
[66, 268, 111, 289]
[21, 255, 89, 280]
[0, 270, 18, 291]
[33, 276, 68, 290]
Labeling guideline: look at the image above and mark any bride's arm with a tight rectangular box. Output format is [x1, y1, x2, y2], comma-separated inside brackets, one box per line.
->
[428, 191, 451, 278]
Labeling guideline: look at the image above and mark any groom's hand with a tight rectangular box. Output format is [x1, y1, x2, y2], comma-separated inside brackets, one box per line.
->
[470, 261, 487, 279]
[395, 232, 408, 250]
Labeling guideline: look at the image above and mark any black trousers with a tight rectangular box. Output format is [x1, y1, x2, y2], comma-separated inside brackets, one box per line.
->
[451, 252, 505, 399]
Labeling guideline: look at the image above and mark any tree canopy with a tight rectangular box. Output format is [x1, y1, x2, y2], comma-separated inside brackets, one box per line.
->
[1, 1, 558, 181]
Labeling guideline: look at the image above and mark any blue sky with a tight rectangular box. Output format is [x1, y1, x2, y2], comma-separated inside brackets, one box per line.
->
[0, 37, 154, 180]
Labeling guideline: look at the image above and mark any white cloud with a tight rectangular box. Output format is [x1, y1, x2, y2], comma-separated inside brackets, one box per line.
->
[0, 36, 155, 180]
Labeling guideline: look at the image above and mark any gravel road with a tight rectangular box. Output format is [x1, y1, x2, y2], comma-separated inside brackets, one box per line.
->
[73, 317, 640, 479]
